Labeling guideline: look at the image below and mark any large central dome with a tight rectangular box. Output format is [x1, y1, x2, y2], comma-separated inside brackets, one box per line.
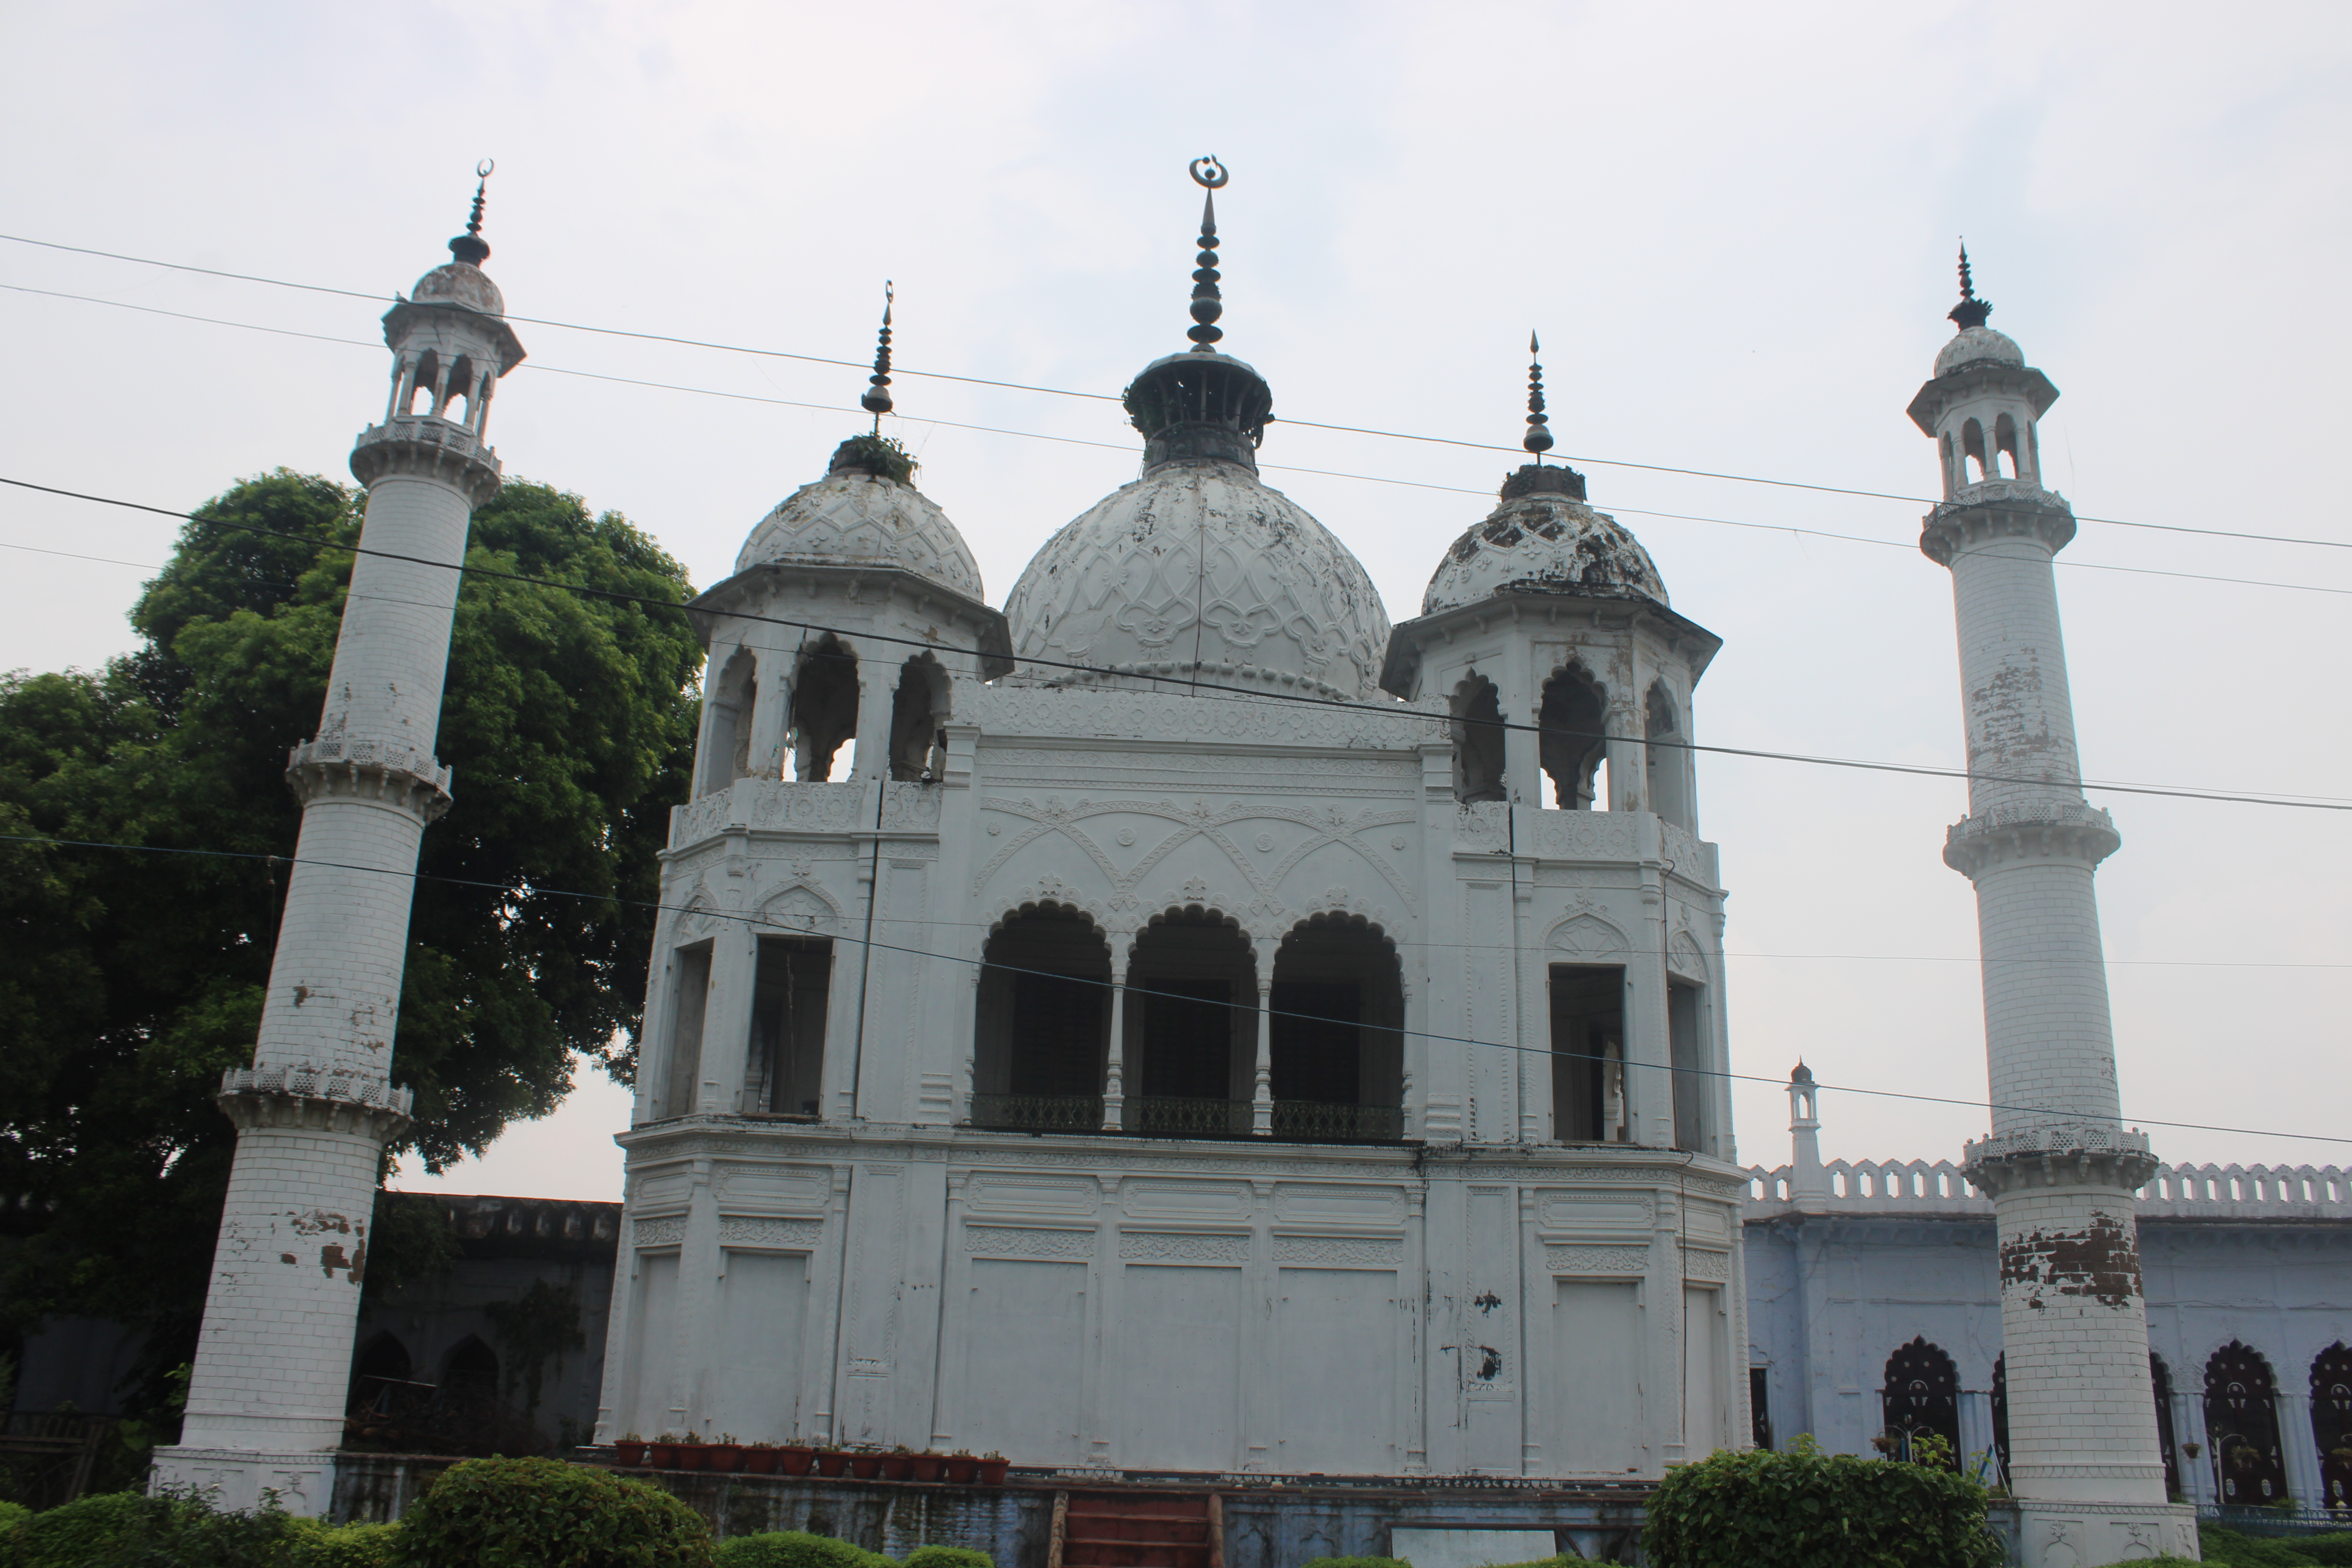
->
[1004, 457, 1390, 701]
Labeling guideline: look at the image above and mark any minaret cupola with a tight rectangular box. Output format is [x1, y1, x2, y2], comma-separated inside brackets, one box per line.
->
[1907, 247, 2060, 505]
[370, 163, 527, 452]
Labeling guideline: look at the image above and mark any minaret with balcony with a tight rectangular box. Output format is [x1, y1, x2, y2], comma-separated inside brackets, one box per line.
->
[152, 174, 524, 1515]
[1912, 252, 2196, 1564]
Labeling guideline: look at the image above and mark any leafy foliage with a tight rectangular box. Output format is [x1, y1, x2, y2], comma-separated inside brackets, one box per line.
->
[1297, 1559, 1414, 1568]
[713, 1531, 893, 1568]
[2, 1487, 299, 1567]
[1642, 1435, 2004, 1568]
[0, 470, 699, 1423]
[2196, 1523, 2352, 1566]
[288, 1518, 404, 1568]
[827, 434, 918, 485]
[482, 1279, 588, 1414]
[389, 1456, 711, 1567]
[899, 1549, 991, 1568]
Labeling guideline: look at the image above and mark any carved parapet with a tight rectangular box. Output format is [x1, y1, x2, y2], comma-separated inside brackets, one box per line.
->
[349, 416, 503, 505]
[287, 738, 454, 821]
[218, 1065, 414, 1142]
[1920, 482, 2075, 563]
[1964, 1123, 2158, 1197]
[1943, 799, 2118, 876]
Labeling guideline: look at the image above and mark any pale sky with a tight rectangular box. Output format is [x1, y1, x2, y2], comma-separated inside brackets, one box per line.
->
[4, 1, 2347, 1201]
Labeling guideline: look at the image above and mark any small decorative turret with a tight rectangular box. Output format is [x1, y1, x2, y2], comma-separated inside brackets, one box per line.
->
[1121, 156, 1273, 472]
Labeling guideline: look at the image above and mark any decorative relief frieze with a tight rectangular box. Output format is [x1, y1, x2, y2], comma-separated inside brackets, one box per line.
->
[1679, 1246, 1731, 1281]
[1546, 1244, 1651, 1274]
[965, 1225, 1095, 1259]
[967, 689, 1443, 753]
[1119, 1231, 1250, 1262]
[632, 1216, 686, 1248]
[718, 1216, 824, 1249]
[1272, 1235, 1403, 1267]
[1527, 811, 1639, 863]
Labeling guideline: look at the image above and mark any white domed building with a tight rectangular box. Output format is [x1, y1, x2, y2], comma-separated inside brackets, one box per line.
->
[593, 187, 1742, 1544]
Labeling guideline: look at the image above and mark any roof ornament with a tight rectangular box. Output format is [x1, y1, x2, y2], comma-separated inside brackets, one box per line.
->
[861, 281, 895, 432]
[1186, 156, 1229, 352]
[449, 159, 494, 268]
[1948, 241, 1992, 331]
[1523, 331, 1554, 463]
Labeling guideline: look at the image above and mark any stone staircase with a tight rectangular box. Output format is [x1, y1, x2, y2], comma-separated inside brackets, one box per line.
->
[1051, 1489, 1221, 1568]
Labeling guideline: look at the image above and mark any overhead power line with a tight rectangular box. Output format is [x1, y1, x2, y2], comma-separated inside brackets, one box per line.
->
[5, 827, 2344, 1151]
[6, 281, 2349, 607]
[7, 473, 2350, 813]
[5, 232, 2348, 556]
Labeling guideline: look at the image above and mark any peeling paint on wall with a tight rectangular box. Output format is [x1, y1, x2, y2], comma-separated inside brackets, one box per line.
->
[1999, 1212, 2142, 1309]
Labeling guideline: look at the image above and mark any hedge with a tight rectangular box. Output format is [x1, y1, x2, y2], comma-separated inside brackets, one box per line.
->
[1643, 1437, 2004, 1568]
[388, 1456, 711, 1567]
[713, 1531, 896, 1568]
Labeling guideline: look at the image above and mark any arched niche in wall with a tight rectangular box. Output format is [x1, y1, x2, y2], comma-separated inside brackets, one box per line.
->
[699, 645, 760, 796]
[1450, 671, 1505, 804]
[790, 633, 859, 781]
[442, 1335, 501, 1408]
[2311, 1342, 2352, 1511]
[887, 652, 951, 782]
[2205, 1340, 2288, 1504]
[971, 902, 1111, 1131]
[1539, 662, 1608, 810]
[1880, 1337, 1960, 1466]
[1125, 906, 1256, 1136]
[1645, 682, 1691, 829]
[1268, 912, 1403, 1141]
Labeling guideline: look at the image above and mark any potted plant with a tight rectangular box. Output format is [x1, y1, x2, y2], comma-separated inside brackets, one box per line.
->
[880, 1445, 914, 1481]
[614, 1432, 648, 1466]
[944, 1449, 978, 1485]
[849, 1445, 885, 1480]
[814, 1442, 850, 1479]
[779, 1441, 816, 1477]
[746, 1441, 780, 1476]
[707, 1434, 745, 1474]
[909, 1448, 946, 1483]
[976, 1450, 1010, 1485]
[675, 1434, 707, 1472]
[650, 1432, 682, 1469]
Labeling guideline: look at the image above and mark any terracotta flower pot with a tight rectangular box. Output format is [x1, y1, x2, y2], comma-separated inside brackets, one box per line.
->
[909, 1455, 944, 1483]
[648, 1444, 679, 1469]
[815, 1450, 849, 1477]
[780, 1446, 816, 1477]
[944, 1456, 978, 1485]
[848, 1452, 883, 1480]
[707, 1445, 744, 1474]
[745, 1447, 779, 1475]
[614, 1441, 647, 1466]
[976, 1458, 1009, 1485]
[675, 1444, 706, 1472]
[879, 1454, 912, 1481]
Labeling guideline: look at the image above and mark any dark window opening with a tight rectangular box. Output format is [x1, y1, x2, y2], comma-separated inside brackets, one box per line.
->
[443, 1336, 500, 1404]
[1994, 411, 2020, 481]
[1270, 981, 1359, 1102]
[349, 1332, 415, 1416]
[1452, 673, 1506, 804]
[1749, 1367, 1773, 1450]
[1670, 980, 1705, 1154]
[405, 349, 439, 416]
[1646, 682, 1691, 829]
[1125, 911, 1255, 1135]
[1267, 917, 1404, 1140]
[699, 646, 760, 795]
[445, 354, 475, 424]
[972, 906, 1109, 1130]
[790, 635, 859, 782]
[1140, 979, 1232, 1099]
[1992, 1354, 2011, 1486]
[662, 943, 713, 1119]
[2207, 1340, 2287, 1504]
[2311, 1342, 2352, 1512]
[751, 937, 830, 1116]
[887, 655, 949, 782]
[1550, 963, 1625, 1142]
[1881, 1338, 1960, 1466]
[1962, 417, 1988, 482]
[1540, 664, 1607, 810]
[2153, 1352, 2183, 1499]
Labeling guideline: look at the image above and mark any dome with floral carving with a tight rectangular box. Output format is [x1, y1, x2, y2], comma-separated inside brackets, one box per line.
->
[1934, 324, 2024, 377]
[1421, 466, 1668, 615]
[1003, 458, 1390, 701]
[735, 443, 985, 603]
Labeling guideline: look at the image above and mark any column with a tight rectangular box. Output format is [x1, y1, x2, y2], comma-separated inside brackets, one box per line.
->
[1251, 972, 1274, 1136]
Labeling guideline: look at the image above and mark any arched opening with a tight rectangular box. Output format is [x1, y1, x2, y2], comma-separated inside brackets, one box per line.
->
[2152, 1352, 2183, 1499]
[698, 646, 760, 796]
[1539, 664, 1607, 811]
[1550, 959, 1626, 1142]
[443, 1336, 501, 1406]
[1268, 915, 1404, 1141]
[972, 905, 1110, 1130]
[1125, 909, 1256, 1136]
[1961, 417, 1988, 482]
[789, 635, 859, 782]
[1645, 682, 1691, 828]
[1668, 978, 1707, 1153]
[1880, 1338, 1960, 1466]
[1451, 672, 1506, 804]
[404, 349, 441, 417]
[1993, 412, 2020, 480]
[2206, 1340, 2287, 1504]
[887, 654, 949, 782]
[348, 1331, 414, 1416]
[1939, 431, 1958, 492]
[445, 354, 475, 425]
[2311, 1343, 2352, 1512]
[751, 935, 831, 1117]
[1991, 1354, 2011, 1487]
[658, 939, 714, 1120]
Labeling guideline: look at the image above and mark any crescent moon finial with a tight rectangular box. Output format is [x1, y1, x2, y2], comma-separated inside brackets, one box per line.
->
[476, 158, 495, 180]
[1189, 156, 1229, 190]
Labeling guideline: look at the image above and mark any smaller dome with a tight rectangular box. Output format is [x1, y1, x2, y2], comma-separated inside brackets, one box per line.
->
[737, 462, 985, 603]
[411, 262, 506, 318]
[1935, 325, 2024, 377]
[1422, 473, 1668, 615]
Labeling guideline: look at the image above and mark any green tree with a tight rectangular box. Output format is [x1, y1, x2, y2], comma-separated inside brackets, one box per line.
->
[0, 468, 700, 1424]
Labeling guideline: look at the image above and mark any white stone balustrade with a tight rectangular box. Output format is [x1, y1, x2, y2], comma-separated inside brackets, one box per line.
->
[1747, 1158, 2352, 1220]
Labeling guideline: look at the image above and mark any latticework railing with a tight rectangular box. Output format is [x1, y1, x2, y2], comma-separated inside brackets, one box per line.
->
[968, 1094, 1103, 1132]
[1127, 1096, 1250, 1136]
[1271, 1100, 1406, 1142]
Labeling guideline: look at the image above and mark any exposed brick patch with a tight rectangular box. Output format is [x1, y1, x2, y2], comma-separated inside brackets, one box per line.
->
[1999, 1210, 2143, 1309]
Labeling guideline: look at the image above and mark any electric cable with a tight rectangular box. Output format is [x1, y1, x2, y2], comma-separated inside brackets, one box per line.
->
[5, 234, 2347, 555]
[6, 826, 2345, 1152]
[7, 280, 2348, 603]
[8, 474, 2350, 813]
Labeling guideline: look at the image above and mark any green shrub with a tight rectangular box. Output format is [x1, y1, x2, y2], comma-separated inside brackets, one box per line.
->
[9, 1488, 306, 1566]
[2200, 1524, 2324, 1566]
[290, 1517, 403, 1566]
[2299, 1533, 2352, 1566]
[389, 1456, 712, 1567]
[1299, 1559, 1412, 1568]
[1643, 1437, 2004, 1568]
[901, 1548, 990, 1568]
[714, 1531, 892, 1568]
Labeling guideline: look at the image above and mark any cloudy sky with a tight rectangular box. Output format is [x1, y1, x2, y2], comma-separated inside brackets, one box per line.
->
[4, 1, 2346, 1200]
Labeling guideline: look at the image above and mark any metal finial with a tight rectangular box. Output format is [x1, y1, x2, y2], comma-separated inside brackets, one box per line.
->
[449, 159, 494, 268]
[1948, 241, 1992, 330]
[1523, 330, 1554, 461]
[1186, 157, 1227, 351]
[861, 281, 895, 430]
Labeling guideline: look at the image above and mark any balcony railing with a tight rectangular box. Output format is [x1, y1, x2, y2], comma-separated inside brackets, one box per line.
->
[968, 1093, 1102, 1132]
[1272, 1100, 1407, 1142]
[1127, 1096, 1250, 1136]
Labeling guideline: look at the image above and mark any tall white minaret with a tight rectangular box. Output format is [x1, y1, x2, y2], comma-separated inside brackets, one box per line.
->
[152, 172, 525, 1516]
[1910, 252, 2194, 1565]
